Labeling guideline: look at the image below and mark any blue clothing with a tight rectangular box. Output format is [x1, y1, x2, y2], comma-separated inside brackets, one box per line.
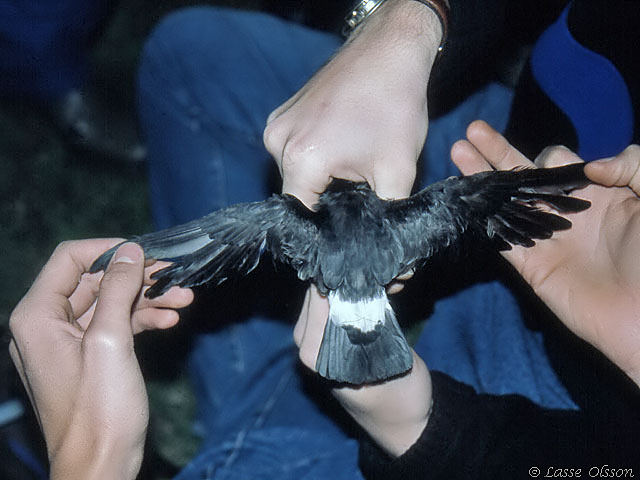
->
[0, 0, 109, 101]
[531, 5, 633, 161]
[137, 7, 575, 479]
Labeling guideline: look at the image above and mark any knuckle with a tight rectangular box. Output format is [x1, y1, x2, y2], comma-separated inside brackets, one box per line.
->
[8, 306, 25, 337]
[624, 144, 640, 158]
[262, 118, 287, 157]
[52, 240, 74, 256]
[83, 330, 128, 356]
[280, 135, 320, 176]
[536, 145, 574, 167]
[8, 301, 37, 339]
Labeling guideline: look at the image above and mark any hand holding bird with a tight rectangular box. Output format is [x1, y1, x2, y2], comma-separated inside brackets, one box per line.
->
[91, 126, 591, 386]
[454, 121, 640, 384]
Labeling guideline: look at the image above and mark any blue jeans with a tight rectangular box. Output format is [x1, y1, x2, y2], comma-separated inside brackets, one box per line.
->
[0, 0, 109, 101]
[138, 7, 575, 479]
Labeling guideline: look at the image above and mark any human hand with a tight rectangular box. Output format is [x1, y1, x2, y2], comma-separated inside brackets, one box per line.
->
[451, 121, 640, 386]
[267, 1, 442, 456]
[9, 239, 193, 479]
[267, 3, 443, 451]
[294, 286, 432, 458]
[263, 0, 445, 208]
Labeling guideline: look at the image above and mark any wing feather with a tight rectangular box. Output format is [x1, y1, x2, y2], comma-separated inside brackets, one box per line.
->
[385, 164, 590, 268]
[90, 195, 319, 298]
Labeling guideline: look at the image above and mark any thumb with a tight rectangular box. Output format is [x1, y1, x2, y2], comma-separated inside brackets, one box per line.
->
[85, 243, 144, 345]
[584, 145, 640, 194]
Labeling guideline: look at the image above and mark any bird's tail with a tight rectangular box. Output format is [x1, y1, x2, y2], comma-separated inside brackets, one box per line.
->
[316, 291, 413, 385]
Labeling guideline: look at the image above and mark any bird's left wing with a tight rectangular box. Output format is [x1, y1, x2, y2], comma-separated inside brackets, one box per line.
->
[90, 194, 319, 298]
[385, 163, 591, 272]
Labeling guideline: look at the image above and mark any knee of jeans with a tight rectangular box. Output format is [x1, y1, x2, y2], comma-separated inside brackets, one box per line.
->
[141, 7, 252, 67]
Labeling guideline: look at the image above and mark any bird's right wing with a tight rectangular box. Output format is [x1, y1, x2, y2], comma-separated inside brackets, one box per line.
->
[385, 164, 591, 271]
[90, 194, 320, 298]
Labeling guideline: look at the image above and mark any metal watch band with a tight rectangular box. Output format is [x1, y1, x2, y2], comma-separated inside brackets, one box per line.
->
[342, 0, 386, 36]
[342, 0, 449, 54]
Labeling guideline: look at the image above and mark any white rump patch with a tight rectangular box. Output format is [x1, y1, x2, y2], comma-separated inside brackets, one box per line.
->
[328, 291, 391, 333]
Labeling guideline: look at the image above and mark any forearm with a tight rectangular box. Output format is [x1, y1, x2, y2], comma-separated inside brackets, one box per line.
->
[51, 436, 144, 480]
[48, 402, 146, 480]
[333, 352, 433, 457]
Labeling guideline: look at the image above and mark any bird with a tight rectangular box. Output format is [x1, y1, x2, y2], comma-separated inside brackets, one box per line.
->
[90, 163, 591, 385]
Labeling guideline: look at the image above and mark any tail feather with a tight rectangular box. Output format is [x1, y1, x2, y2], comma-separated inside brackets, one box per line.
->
[316, 293, 413, 384]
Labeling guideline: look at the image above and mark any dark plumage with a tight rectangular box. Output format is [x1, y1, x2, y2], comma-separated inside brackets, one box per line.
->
[90, 164, 591, 385]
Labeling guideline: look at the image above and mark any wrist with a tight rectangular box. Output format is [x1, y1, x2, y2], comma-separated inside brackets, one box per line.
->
[339, 0, 442, 102]
[347, 0, 444, 64]
[50, 432, 144, 480]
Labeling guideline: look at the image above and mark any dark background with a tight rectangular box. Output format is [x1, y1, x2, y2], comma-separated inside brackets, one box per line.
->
[0, 2, 326, 478]
[0, 1, 561, 478]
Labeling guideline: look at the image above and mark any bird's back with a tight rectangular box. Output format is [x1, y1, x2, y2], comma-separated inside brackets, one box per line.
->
[314, 185, 401, 300]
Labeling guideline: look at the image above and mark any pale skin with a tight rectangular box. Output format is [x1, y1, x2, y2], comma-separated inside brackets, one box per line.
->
[8, 240, 193, 479]
[264, 0, 447, 414]
[9, 0, 640, 474]
[295, 121, 640, 457]
[268, 1, 640, 452]
[10, 129, 640, 477]
[263, 0, 446, 207]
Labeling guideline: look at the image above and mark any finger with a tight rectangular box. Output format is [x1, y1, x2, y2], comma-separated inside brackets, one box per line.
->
[68, 271, 103, 320]
[386, 282, 405, 295]
[396, 269, 415, 282]
[138, 285, 194, 310]
[386, 269, 415, 295]
[281, 160, 330, 210]
[534, 145, 583, 168]
[371, 158, 417, 200]
[465, 120, 533, 170]
[131, 308, 180, 334]
[585, 145, 640, 194]
[144, 261, 174, 285]
[84, 243, 144, 350]
[76, 299, 97, 331]
[450, 139, 493, 175]
[30, 239, 123, 300]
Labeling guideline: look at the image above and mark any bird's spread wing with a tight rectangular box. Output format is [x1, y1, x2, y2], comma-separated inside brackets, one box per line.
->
[385, 164, 591, 270]
[89, 194, 319, 298]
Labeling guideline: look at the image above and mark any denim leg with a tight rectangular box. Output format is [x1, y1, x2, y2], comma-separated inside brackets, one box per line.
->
[0, 0, 109, 101]
[138, 10, 575, 477]
[179, 318, 363, 480]
[137, 8, 362, 479]
[138, 6, 341, 228]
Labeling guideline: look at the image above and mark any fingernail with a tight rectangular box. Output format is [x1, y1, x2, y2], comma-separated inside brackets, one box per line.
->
[113, 243, 142, 265]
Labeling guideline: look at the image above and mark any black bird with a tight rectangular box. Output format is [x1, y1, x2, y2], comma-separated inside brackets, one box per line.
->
[90, 164, 590, 385]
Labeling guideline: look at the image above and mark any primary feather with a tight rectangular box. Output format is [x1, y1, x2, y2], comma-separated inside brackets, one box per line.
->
[90, 164, 591, 384]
